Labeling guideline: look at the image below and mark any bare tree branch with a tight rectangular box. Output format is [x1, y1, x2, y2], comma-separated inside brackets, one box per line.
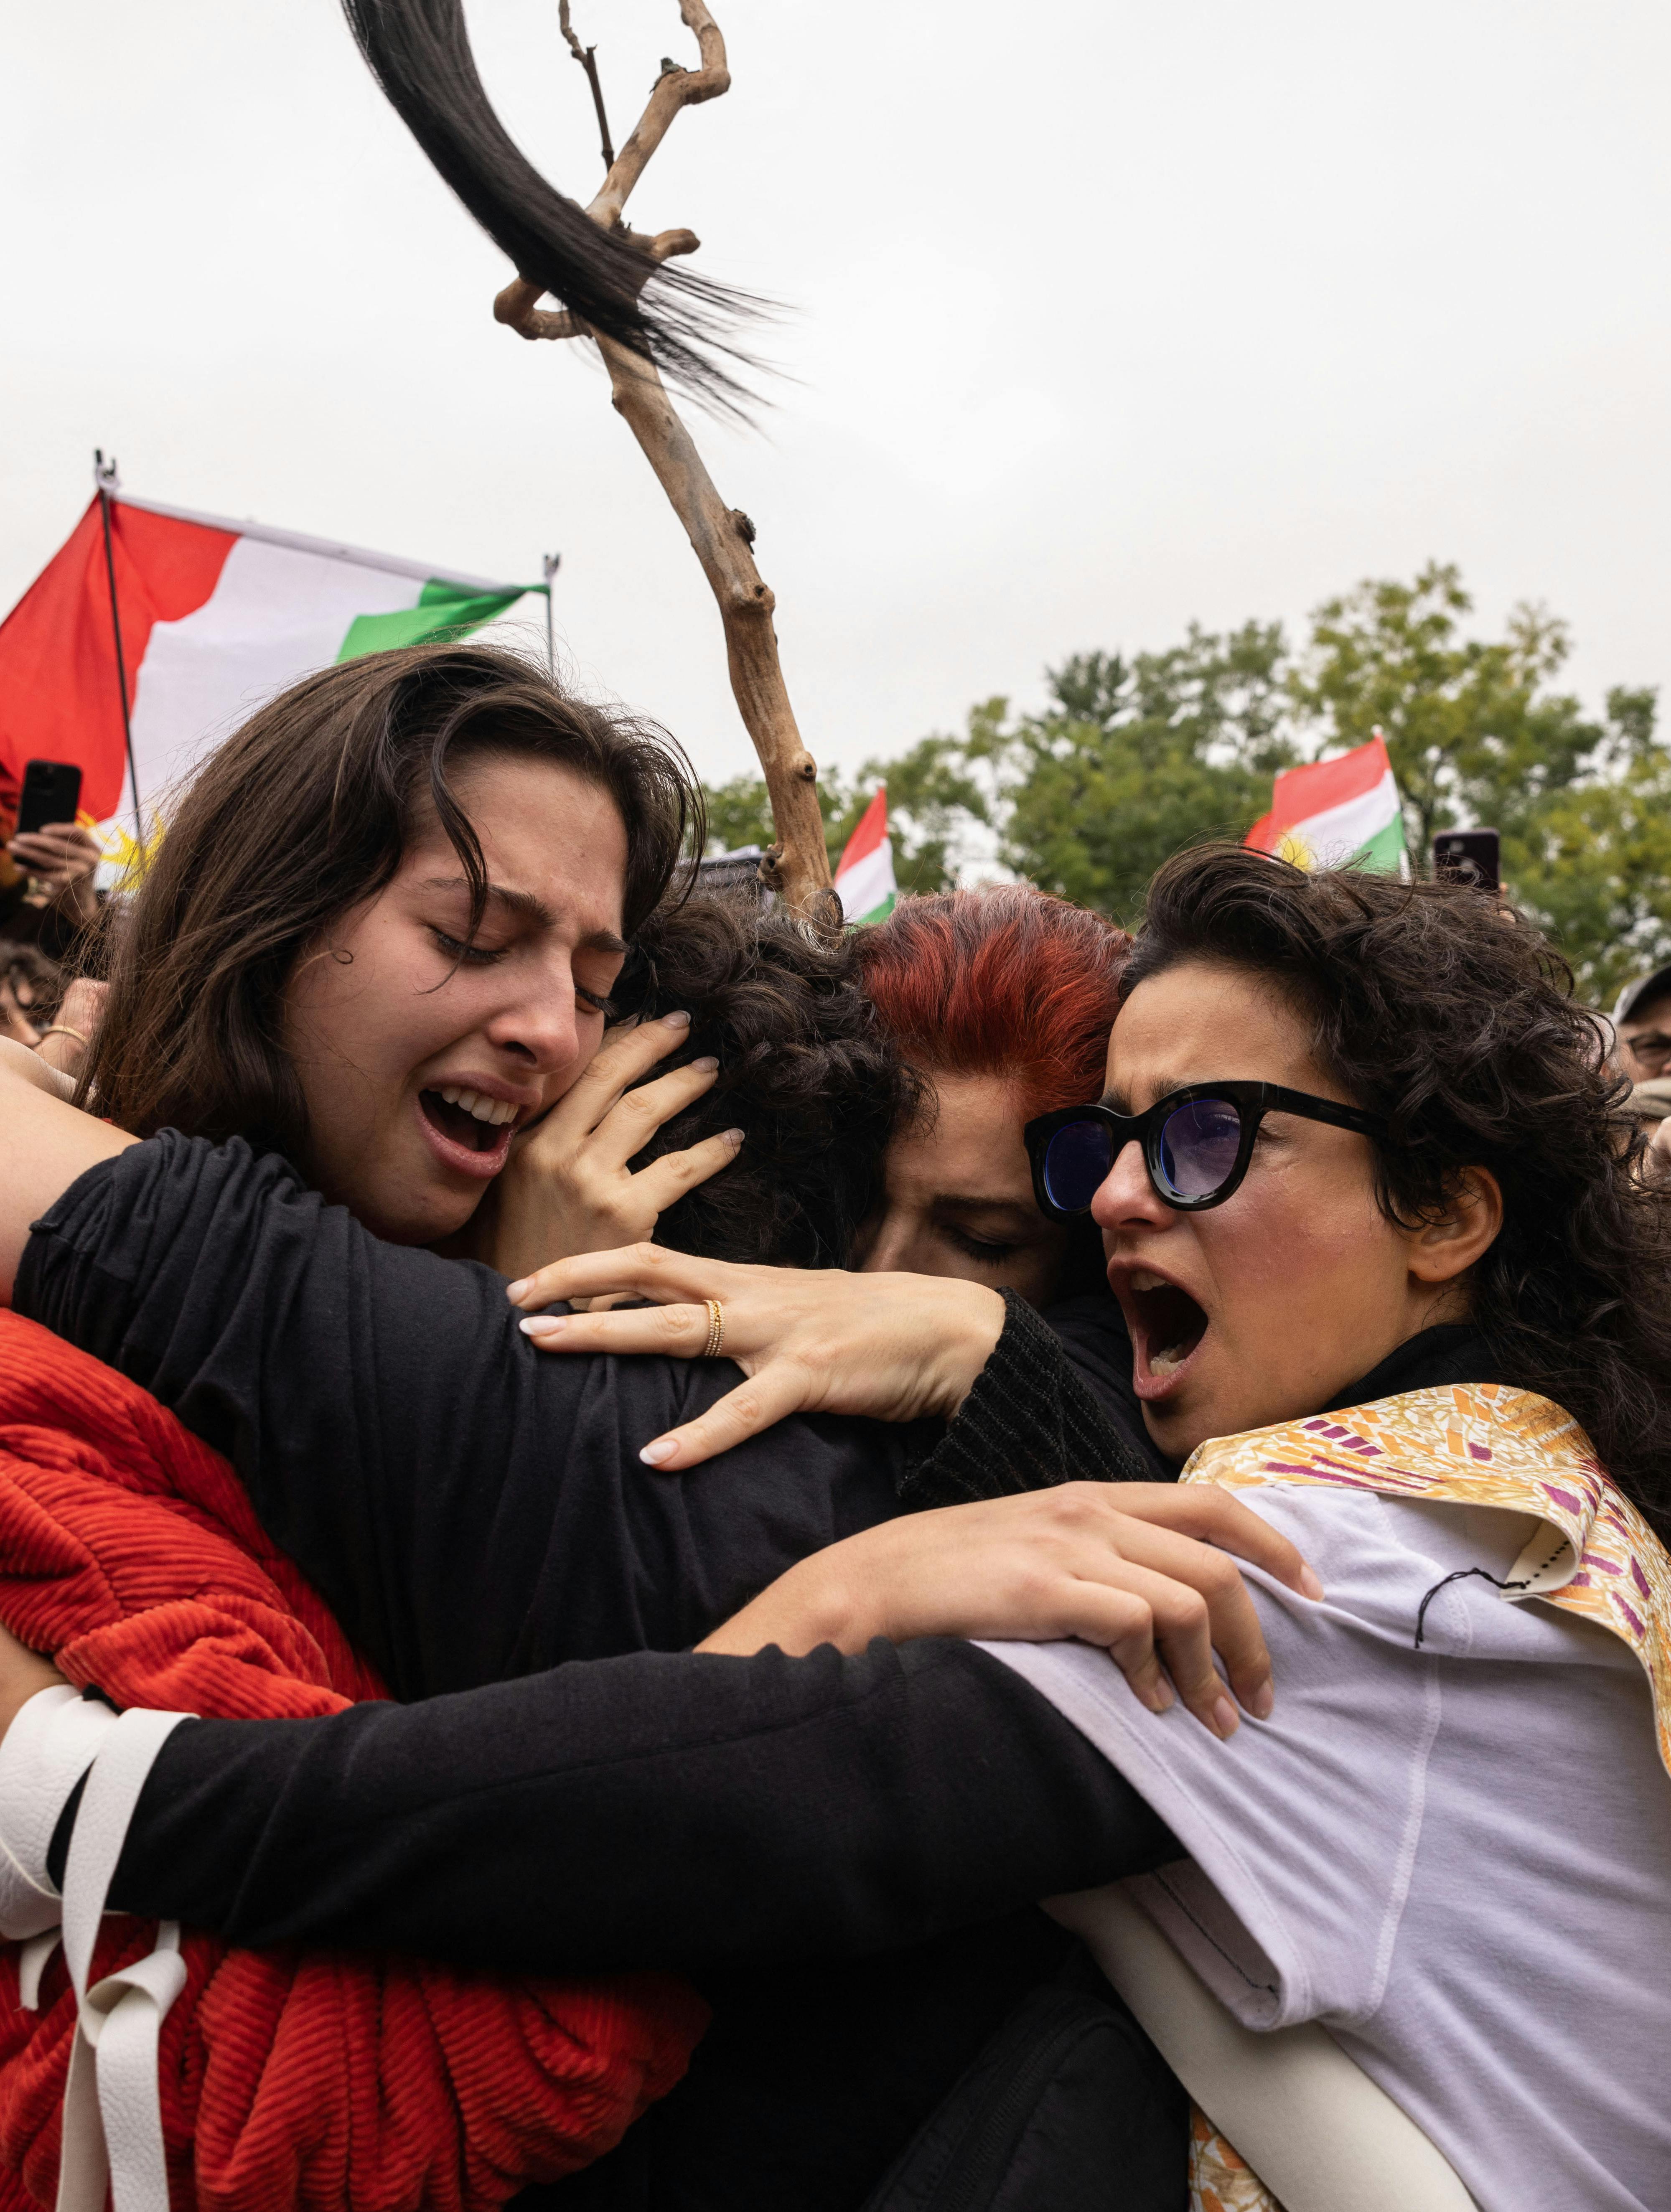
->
[588, 2, 729, 231]
[598, 329, 834, 922]
[497, 0, 834, 923]
[557, 0, 615, 170]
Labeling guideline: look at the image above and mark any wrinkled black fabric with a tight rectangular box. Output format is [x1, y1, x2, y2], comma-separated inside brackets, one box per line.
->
[18, 1133, 1185, 2211]
[1321, 1321, 1495, 1408]
[18, 1133, 914, 1692]
[857, 1953, 1188, 2212]
[903, 1292, 1159, 1506]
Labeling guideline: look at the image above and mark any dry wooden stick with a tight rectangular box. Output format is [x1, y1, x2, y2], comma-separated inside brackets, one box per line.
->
[494, 0, 835, 925]
[557, 0, 615, 170]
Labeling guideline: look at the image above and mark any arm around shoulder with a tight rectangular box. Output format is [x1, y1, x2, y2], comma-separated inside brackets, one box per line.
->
[0, 1040, 132, 1304]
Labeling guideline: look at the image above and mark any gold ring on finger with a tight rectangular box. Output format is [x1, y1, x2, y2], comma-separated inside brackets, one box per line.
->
[702, 1298, 725, 1360]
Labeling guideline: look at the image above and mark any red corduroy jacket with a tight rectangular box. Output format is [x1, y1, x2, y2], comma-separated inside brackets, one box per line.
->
[0, 1310, 707, 2212]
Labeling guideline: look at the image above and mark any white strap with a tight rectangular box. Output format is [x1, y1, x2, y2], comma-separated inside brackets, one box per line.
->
[0, 1688, 118, 1942]
[0, 1698, 193, 2212]
[18, 1930, 61, 2009]
[1050, 1885, 1479, 2212]
[54, 1707, 193, 2212]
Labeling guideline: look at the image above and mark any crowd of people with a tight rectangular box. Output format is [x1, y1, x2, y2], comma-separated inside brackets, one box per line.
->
[0, 640, 1666, 2212]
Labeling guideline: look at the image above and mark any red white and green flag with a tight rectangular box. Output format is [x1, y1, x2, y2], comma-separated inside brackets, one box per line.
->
[0, 489, 543, 836]
[833, 787, 897, 925]
[1244, 733, 1408, 875]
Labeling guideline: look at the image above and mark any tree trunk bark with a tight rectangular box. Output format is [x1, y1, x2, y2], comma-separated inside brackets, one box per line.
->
[597, 338, 835, 923]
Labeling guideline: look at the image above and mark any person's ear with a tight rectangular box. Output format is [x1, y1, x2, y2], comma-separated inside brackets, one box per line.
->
[1405, 1167, 1503, 1287]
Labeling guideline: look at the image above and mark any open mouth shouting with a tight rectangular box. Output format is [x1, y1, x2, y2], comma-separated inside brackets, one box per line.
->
[417, 1083, 528, 1179]
[1113, 1266, 1211, 1400]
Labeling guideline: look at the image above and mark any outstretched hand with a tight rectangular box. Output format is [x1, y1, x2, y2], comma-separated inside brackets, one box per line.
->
[697, 1480, 1324, 1739]
[507, 1244, 1007, 1469]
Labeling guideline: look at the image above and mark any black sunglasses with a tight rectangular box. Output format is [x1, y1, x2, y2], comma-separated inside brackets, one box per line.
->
[1025, 1082, 1388, 1219]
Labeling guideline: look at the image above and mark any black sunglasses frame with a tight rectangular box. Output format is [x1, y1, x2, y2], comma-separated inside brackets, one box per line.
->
[1024, 1081, 1389, 1220]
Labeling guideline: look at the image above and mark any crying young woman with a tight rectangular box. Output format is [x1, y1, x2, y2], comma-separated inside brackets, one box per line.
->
[2, 830, 1669, 2209]
[0, 644, 1290, 2212]
[69, 840, 1662, 2212]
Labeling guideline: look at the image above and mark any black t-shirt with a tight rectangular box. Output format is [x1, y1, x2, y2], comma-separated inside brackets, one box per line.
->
[19, 1131, 922, 1692]
[17, 1132, 1180, 2212]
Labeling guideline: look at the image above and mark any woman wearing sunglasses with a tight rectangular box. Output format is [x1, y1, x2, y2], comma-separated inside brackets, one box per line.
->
[486, 842, 1671, 2209]
[4, 846, 1670, 2211]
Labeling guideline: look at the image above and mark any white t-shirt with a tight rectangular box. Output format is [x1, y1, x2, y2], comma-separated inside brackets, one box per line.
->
[983, 1488, 1671, 2212]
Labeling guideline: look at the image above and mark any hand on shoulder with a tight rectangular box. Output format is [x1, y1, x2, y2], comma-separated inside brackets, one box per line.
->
[506, 1244, 1007, 1466]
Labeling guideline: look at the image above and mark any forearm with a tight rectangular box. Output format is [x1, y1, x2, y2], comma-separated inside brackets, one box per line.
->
[75, 1640, 1175, 1974]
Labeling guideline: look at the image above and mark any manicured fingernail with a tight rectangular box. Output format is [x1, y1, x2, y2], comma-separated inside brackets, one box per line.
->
[1212, 1694, 1240, 1739]
[639, 1439, 678, 1466]
[662, 1009, 692, 1027]
[691, 1055, 719, 1072]
[519, 1315, 566, 1337]
[1300, 1565, 1326, 1601]
[506, 1279, 530, 1302]
[1249, 1681, 1274, 1721]
[723, 1127, 745, 1148]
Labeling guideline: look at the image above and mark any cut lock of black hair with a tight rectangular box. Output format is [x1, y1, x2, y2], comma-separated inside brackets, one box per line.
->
[339, 0, 768, 410]
[613, 888, 922, 1270]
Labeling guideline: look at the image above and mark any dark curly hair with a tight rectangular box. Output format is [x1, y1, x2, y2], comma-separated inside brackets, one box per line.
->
[1125, 844, 1671, 1543]
[612, 890, 920, 1269]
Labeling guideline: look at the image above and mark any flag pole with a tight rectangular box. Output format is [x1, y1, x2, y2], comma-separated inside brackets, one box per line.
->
[93, 451, 145, 848]
[542, 552, 560, 674]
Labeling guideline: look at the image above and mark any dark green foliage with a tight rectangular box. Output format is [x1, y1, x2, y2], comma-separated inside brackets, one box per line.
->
[701, 567, 1671, 998]
[974, 623, 1297, 926]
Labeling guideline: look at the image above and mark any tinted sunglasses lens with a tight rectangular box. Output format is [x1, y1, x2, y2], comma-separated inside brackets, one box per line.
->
[1042, 1120, 1114, 1213]
[1156, 1098, 1244, 1201]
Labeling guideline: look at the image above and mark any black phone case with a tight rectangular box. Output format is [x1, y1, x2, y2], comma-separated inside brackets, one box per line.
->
[16, 760, 84, 836]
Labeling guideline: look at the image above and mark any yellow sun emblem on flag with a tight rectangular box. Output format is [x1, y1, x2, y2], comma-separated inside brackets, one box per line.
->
[1274, 829, 1316, 870]
[84, 810, 166, 890]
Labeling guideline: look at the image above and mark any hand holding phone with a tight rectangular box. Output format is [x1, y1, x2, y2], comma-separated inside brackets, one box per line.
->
[7, 763, 98, 923]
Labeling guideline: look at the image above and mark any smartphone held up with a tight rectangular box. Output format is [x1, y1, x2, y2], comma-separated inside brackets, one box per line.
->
[15, 760, 84, 837]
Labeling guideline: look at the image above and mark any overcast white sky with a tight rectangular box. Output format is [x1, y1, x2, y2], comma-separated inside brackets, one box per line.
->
[5, 1, 1670, 792]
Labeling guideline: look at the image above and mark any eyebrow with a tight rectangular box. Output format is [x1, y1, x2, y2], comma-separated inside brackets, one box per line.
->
[1101, 1073, 1203, 1115]
[422, 876, 627, 957]
[932, 1194, 1042, 1220]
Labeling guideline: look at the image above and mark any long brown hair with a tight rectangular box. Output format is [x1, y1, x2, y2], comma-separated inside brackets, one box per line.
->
[80, 642, 700, 1159]
[1127, 844, 1671, 1541]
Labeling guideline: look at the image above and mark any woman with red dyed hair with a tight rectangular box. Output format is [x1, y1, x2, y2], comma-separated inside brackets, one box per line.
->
[852, 888, 1130, 1307]
[504, 883, 1130, 1311]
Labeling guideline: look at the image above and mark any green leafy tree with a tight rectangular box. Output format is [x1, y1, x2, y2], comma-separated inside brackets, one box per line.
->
[704, 565, 1671, 998]
[1289, 562, 1602, 852]
[1287, 562, 1671, 992]
[1503, 687, 1671, 1002]
[702, 734, 989, 898]
[976, 623, 1297, 925]
[699, 771, 847, 862]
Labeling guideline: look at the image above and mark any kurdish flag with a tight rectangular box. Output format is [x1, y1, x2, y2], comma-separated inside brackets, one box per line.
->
[833, 787, 897, 925]
[1244, 734, 1407, 875]
[0, 489, 543, 831]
